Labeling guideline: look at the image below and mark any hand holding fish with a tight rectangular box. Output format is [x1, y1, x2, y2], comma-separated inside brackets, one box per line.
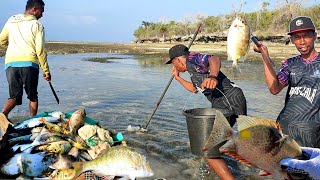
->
[280, 147, 320, 180]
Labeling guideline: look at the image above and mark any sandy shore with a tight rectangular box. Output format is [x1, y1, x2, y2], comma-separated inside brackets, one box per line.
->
[1, 41, 319, 64]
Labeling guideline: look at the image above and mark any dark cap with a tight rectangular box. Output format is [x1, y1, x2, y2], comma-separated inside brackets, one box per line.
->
[288, 16, 316, 35]
[165, 44, 190, 64]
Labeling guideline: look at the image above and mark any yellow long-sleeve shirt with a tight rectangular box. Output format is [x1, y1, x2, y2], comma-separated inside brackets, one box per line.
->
[0, 14, 50, 74]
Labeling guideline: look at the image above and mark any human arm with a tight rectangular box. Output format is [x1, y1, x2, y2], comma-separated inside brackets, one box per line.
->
[172, 67, 197, 93]
[0, 23, 9, 48]
[35, 23, 50, 81]
[280, 147, 320, 179]
[200, 55, 219, 89]
[253, 43, 286, 94]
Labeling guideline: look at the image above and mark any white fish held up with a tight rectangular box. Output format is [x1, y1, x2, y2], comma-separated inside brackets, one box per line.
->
[227, 16, 250, 67]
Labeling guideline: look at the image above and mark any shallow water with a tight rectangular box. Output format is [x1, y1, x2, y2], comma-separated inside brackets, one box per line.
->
[0, 54, 286, 179]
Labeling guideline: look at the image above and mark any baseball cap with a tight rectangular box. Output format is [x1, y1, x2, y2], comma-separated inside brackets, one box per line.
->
[165, 44, 190, 64]
[288, 16, 316, 35]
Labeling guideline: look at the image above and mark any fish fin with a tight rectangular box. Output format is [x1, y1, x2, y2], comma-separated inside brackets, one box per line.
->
[220, 140, 253, 166]
[92, 171, 115, 179]
[276, 122, 286, 135]
[223, 151, 253, 166]
[232, 60, 238, 67]
[13, 146, 22, 153]
[258, 169, 272, 176]
[237, 115, 277, 132]
[72, 162, 84, 178]
[219, 139, 236, 153]
[19, 144, 33, 152]
[203, 110, 234, 152]
[23, 146, 33, 153]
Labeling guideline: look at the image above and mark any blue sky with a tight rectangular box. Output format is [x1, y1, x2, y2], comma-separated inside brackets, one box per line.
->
[0, 0, 318, 43]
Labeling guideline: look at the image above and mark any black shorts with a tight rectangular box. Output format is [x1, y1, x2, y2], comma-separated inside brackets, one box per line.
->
[6, 67, 39, 105]
[208, 86, 247, 116]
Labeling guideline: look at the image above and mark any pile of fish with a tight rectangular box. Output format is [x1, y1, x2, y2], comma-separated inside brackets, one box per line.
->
[0, 109, 154, 179]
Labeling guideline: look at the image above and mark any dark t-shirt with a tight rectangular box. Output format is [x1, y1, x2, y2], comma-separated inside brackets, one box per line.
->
[186, 52, 234, 97]
[277, 53, 320, 148]
[185, 52, 247, 116]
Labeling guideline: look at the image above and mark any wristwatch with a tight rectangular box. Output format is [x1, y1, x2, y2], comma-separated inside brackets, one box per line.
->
[208, 75, 218, 80]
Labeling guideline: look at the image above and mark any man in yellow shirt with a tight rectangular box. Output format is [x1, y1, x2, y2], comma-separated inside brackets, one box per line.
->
[0, 0, 51, 119]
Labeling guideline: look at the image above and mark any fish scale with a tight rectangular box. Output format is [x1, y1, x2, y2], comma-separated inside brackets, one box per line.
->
[68, 109, 85, 134]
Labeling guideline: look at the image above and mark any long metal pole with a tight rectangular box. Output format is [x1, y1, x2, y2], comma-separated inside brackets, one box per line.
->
[143, 23, 202, 129]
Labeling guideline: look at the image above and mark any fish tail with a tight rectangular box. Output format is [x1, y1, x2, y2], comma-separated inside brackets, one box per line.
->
[232, 60, 238, 67]
[203, 110, 234, 151]
[72, 162, 84, 178]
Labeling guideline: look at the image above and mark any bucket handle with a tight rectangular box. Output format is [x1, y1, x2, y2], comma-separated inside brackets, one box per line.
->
[214, 87, 233, 112]
[182, 87, 233, 112]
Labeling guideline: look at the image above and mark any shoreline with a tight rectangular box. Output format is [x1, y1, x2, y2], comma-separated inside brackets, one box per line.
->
[1, 41, 318, 64]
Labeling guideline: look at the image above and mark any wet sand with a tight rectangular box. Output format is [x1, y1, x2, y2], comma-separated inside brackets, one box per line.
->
[2, 41, 317, 64]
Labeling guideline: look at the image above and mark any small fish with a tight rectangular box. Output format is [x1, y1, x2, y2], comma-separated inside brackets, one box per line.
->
[30, 127, 50, 140]
[8, 134, 32, 145]
[49, 111, 66, 120]
[14, 116, 60, 130]
[79, 150, 93, 161]
[203, 110, 302, 179]
[68, 146, 79, 158]
[227, 16, 250, 67]
[67, 109, 86, 134]
[39, 118, 66, 134]
[1, 152, 50, 177]
[36, 141, 72, 154]
[47, 141, 72, 154]
[31, 126, 47, 134]
[73, 146, 154, 179]
[18, 152, 51, 177]
[49, 155, 73, 170]
[32, 132, 64, 146]
[0, 153, 21, 176]
[11, 143, 33, 153]
[66, 135, 90, 150]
